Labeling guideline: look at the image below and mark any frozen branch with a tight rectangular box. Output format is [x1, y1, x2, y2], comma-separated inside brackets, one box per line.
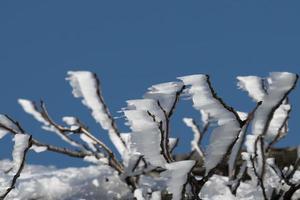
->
[0, 134, 32, 199]
[66, 71, 127, 158]
[183, 117, 207, 158]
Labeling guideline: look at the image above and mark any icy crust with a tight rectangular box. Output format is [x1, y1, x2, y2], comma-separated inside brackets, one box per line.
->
[0, 114, 21, 138]
[237, 74, 292, 142]
[250, 72, 296, 137]
[0, 134, 31, 196]
[12, 134, 31, 173]
[266, 103, 290, 140]
[0, 159, 299, 200]
[123, 83, 183, 168]
[0, 160, 131, 200]
[200, 174, 300, 200]
[144, 81, 183, 113]
[18, 99, 47, 124]
[66, 71, 127, 157]
[18, 99, 83, 149]
[123, 99, 166, 167]
[228, 125, 247, 177]
[243, 72, 298, 154]
[183, 118, 203, 157]
[237, 76, 266, 102]
[179, 75, 241, 174]
[161, 160, 195, 200]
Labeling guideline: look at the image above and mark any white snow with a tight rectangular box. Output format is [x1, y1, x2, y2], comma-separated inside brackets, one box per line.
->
[66, 71, 127, 158]
[183, 117, 204, 158]
[0, 160, 131, 200]
[251, 72, 296, 137]
[144, 81, 183, 113]
[18, 99, 84, 149]
[161, 160, 195, 200]
[236, 111, 248, 121]
[245, 72, 297, 154]
[12, 134, 31, 173]
[237, 76, 266, 102]
[123, 99, 166, 167]
[18, 99, 48, 125]
[0, 159, 299, 200]
[179, 75, 241, 174]
[0, 128, 8, 139]
[266, 103, 290, 141]
[168, 137, 178, 152]
[30, 145, 47, 153]
[0, 114, 21, 133]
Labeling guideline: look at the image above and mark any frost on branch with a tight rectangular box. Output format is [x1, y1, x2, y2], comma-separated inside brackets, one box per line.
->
[161, 160, 195, 200]
[66, 71, 127, 157]
[0, 133, 32, 199]
[183, 118, 205, 158]
[123, 99, 167, 167]
[18, 99, 84, 149]
[179, 74, 242, 174]
[0, 71, 299, 200]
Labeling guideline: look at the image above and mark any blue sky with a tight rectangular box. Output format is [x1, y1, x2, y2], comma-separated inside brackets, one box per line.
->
[0, 1, 299, 167]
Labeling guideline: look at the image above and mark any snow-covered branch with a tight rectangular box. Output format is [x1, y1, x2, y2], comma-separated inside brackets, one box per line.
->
[1, 71, 299, 199]
[66, 71, 128, 158]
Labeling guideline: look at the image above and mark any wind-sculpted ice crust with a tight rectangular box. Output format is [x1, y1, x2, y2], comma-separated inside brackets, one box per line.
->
[0, 71, 298, 200]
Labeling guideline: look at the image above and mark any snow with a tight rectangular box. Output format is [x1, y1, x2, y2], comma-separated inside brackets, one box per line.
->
[18, 99, 84, 149]
[0, 128, 8, 139]
[0, 114, 21, 133]
[0, 134, 31, 197]
[183, 118, 204, 158]
[0, 159, 299, 200]
[161, 160, 195, 200]
[18, 99, 47, 125]
[123, 99, 166, 167]
[245, 72, 298, 154]
[179, 75, 241, 174]
[228, 124, 247, 177]
[66, 71, 127, 158]
[62, 116, 80, 131]
[251, 72, 297, 137]
[237, 76, 266, 102]
[168, 137, 178, 152]
[144, 81, 183, 113]
[30, 145, 47, 153]
[0, 160, 131, 200]
[266, 103, 290, 140]
[134, 188, 144, 200]
[236, 111, 248, 121]
[12, 134, 31, 173]
[1, 71, 299, 199]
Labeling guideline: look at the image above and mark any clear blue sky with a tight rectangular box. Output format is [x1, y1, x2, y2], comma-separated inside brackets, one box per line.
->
[0, 1, 299, 168]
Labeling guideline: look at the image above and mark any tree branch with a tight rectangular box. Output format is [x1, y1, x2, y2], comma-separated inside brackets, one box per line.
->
[0, 135, 32, 199]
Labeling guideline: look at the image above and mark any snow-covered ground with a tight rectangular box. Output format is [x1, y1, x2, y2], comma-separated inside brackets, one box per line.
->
[0, 160, 299, 200]
[0, 160, 132, 200]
